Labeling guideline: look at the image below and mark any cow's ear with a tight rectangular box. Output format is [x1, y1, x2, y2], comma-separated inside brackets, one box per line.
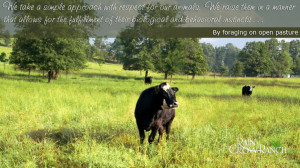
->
[159, 82, 170, 90]
[172, 87, 179, 92]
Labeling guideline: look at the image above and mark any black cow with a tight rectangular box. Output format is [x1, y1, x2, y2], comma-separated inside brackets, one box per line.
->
[145, 76, 152, 85]
[242, 85, 255, 96]
[135, 82, 179, 144]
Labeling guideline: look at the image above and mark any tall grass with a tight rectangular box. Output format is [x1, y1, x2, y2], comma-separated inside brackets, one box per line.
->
[0, 62, 299, 167]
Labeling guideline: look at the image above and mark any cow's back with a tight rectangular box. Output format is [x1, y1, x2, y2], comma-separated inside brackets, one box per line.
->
[135, 87, 156, 119]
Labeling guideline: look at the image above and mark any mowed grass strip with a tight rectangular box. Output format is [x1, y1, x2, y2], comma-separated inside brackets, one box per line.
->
[0, 62, 299, 167]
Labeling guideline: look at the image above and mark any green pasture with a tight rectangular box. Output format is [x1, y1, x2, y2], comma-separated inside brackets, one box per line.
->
[0, 62, 299, 167]
[0, 46, 12, 56]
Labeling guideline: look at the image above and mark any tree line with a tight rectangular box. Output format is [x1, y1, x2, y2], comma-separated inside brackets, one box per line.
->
[103, 38, 300, 79]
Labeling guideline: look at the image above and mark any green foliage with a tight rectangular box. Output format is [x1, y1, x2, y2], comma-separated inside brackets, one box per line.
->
[10, 37, 89, 81]
[119, 3, 184, 77]
[10, 0, 97, 81]
[202, 43, 216, 72]
[219, 65, 229, 76]
[265, 39, 293, 77]
[210, 44, 240, 73]
[0, 63, 299, 167]
[231, 61, 244, 76]
[10, 37, 40, 71]
[109, 38, 125, 63]
[0, 52, 8, 62]
[215, 46, 226, 72]
[238, 41, 272, 77]
[289, 40, 300, 75]
[90, 45, 105, 63]
[182, 38, 208, 79]
[292, 57, 300, 74]
[224, 43, 240, 71]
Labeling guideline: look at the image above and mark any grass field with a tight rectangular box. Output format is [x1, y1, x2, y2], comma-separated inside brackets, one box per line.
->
[0, 62, 299, 167]
[0, 46, 12, 56]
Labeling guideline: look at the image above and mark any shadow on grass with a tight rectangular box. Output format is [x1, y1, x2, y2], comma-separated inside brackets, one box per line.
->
[26, 126, 138, 148]
[78, 72, 180, 82]
[192, 79, 300, 89]
[26, 128, 81, 145]
[0, 73, 45, 82]
[183, 93, 300, 105]
[79, 72, 134, 80]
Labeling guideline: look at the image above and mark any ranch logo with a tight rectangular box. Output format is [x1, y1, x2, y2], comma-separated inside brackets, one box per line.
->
[229, 138, 287, 154]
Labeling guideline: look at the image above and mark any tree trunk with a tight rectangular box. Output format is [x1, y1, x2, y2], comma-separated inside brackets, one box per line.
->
[48, 70, 53, 83]
[214, 72, 216, 79]
[3, 63, 6, 73]
[170, 74, 173, 83]
[164, 72, 168, 80]
[42, 70, 45, 78]
[54, 69, 60, 79]
[192, 74, 195, 80]
[140, 71, 142, 76]
[66, 70, 69, 79]
[145, 70, 148, 78]
[28, 68, 31, 78]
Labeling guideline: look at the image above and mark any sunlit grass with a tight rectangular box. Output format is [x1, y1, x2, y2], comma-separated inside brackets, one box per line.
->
[0, 62, 299, 167]
[0, 46, 12, 56]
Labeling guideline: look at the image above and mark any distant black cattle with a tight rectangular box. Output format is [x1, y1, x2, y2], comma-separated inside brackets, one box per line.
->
[135, 82, 179, 144]
[145, 76, 152, 85]
[242, 85, 255, 96]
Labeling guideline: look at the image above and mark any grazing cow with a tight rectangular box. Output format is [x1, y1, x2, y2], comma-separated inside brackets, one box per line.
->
[242, 85, 255, 96]
[135, 82, 179, 144]
[145, 76, 152, 85]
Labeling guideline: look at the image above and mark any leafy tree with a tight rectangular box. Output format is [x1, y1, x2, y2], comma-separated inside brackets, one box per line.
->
[202, 43, 216, 72]
[158, 38, 184, 82]
[90, 45, 106, 63]
[10, 0, 97, 82]
[93, 37, 110, 62]
[118, 3, 183, 78]
[109, 38, 124, 63]
[289, 40, 300, 74]
[182, 38, 208, 80]
[11, 36, 89, 82]
[223, 43, 240, 71]
[273, 41, 292, 77]
[266, 39, 292, 77]
[219, 65, 229, 76]
[238, 42, 272, 77]
[10, 37, 40, 77]
[293, 57, 300, 75]
[215, 46, 226, 73]
[231, 61, 244, 76]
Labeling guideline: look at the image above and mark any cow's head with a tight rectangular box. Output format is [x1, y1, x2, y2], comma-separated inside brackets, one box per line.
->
[157, 83, 179, 109]
[249, 86, 255, 91]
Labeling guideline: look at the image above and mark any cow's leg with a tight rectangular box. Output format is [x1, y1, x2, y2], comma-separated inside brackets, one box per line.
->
[136, 121, 145, 144]
[165, 120, 173, 141]
[158, 125, 164, 143]
[165, 124, 171, 141]
[148, 127, 158, 144]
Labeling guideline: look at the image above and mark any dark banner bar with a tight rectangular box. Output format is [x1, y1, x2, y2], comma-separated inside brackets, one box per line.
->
[137, 27, 300, 38]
